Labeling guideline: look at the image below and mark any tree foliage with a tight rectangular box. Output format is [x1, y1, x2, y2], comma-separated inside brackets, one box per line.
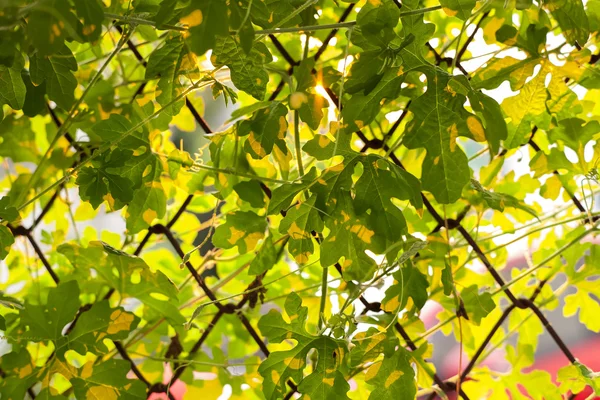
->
[1, 0, 600, 398]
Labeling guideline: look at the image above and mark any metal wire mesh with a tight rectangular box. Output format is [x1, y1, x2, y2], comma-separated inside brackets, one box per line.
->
[4, 3, 596, 399]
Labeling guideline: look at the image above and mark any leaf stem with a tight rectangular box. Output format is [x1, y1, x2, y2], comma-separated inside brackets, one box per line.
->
[254, 0, 319, 42]
[317, 265, 328, 330]
[104, 13, 187, 31]
[254, 5, 442, 35]
[256, 21, 357, 35]
[294, 111, 305, 176]
[400, 5, 442, 16]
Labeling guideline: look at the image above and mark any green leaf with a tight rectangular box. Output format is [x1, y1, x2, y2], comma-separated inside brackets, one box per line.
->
[354, 155, 423, 246]
[0, 51, 25, 110]
[91, 113, 137, 142]
[238, 101, 288, 159]
[397, 0, 435, 69]
[501, 65, 550, 149]
[126, 183, 167, 233]
[91, 113, 164, 204]
[0, 225, 14, 260]
[404, 67, 483, 203]
[557, 362, 600, 395]
[546, 0, 589, 46]
[27, 0, 81, 55]
[353, 0, 401, 50]
[460, 284, 496, 324]
[350, 328, 398, 368]
[91, 114, 170, 232]
[184, 0, 229, 55]
[267, 167, 317, 214]
[440, 0, 477, 20]
[468, 91, 508, 156]
[212, 37, 272, 100]
[29, 45, 78, 110]
[145, 32, 192, 118]
[382, 263, 429, 312]
[563, 246, 600, 332]
[465, 344, 562, 398]
[297, 93, 328, 130]
[471, 57, 538, 91]
[76, 152, 135, 209]
[0, 349, 40, 399]
[0, 293, 22, 310]
[73, 0, 104, 41]
[58, 242, 184, 328]
[396, 237, 427, 265]
[0, 114, 40, 163]
[0, 196, 19, 222]
[43, 358, 147, 399]
[470, 179, 538, 219]
[205, 128, 251, 197]
[342, 68, 404, 131]
[233, 180, 267, 208]
[320, 193, 383, 281]
[249, 0, 302, 28]
[302, 152, 422, 275]
[20, 280, 80, 342]
[185, 303, 209, 330]
[22, 70, 47, 117]
[229, 100, 272, 120]
[345, 52, 387, 95]
[279, 194, 323, 264]
[294, 59, 317, 93]
[302, 128, 354, 161]
[249, 235, 278, 275]
[154, 0, 182, 27]
[213, 211, 267, 253]
[548, 118, 600, 160]
[230, 0, 255, 53]
[365, 346, 416, 400]
[258, 293, 350, 400]
[55, 301, 139, 359]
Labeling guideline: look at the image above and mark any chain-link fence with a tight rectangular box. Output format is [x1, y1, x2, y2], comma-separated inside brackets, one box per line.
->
[2, 3, 596, 399]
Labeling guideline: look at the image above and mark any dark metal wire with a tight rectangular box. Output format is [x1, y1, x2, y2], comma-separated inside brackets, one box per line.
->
[9, 7, 594, 400]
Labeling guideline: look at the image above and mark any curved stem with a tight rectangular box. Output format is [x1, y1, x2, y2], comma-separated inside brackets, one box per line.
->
[255, 5, 443, 35]
[317, 266, 328, 330]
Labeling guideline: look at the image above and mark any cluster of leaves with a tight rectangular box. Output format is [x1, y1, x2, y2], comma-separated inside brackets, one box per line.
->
[1, 0, 600, 398]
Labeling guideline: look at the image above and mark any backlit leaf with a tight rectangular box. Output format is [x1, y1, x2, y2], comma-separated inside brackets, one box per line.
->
[213, 210, 267, 254]
[238, 101, 288, 159]
[258, 293, 350, 400]
[212, 37, 272, 100]
[279, 194, 323, 264]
